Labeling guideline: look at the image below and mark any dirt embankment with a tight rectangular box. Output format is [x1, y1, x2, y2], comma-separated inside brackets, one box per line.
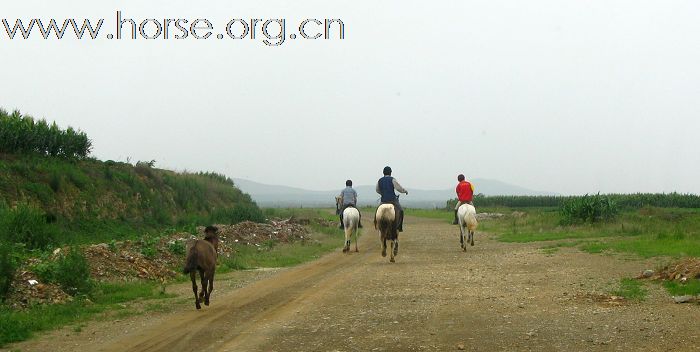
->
[6, 219, 310, 309]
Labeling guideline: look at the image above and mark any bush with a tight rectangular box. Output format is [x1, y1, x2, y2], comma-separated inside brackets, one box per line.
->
[0, 203, 56, 249]
[140, 236, 159, 259]
[35, 248, 93, 296]
[167, 240, 186, 255]
[209, 204, 265, 224]
[560, 194, 618, 224]
[0, 242, 19, 302]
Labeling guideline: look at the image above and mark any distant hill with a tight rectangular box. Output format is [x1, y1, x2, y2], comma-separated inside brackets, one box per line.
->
[233, 178, 555, 208]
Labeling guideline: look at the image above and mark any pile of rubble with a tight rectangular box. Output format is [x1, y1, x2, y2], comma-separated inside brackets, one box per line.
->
[5, 218, 314, 309]
[5, 260, 72, 309]
[638, 258, 700, 282]
[214, 218, 309, 247]
[83, 241, 182, 281]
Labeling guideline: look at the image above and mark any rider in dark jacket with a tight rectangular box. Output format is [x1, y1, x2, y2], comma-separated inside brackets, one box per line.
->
[376, 166, 408, 232]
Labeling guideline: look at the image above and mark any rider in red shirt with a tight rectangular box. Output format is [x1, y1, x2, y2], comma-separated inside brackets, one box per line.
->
[453, 174, 474, 225]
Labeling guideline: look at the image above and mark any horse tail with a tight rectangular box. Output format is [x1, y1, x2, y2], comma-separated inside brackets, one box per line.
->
[183, 245, 198, 274]
[466, 212, 478, 232]
[462, 204, 478, 232]
[376, 206, 397, 240]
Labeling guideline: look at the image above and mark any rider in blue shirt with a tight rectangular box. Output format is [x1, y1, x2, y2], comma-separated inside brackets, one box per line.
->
[376, 166, 408, 232]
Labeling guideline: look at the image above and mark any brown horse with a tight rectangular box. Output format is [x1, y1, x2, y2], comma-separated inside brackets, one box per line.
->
[374, 204, 399, 262]
[183, 226, 219, 310]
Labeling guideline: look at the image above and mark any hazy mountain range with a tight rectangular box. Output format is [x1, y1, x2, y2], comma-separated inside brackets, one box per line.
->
[233, 178, 555, 208]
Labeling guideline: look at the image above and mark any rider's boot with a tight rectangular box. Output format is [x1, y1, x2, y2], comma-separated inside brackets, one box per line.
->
[452, 210, 459, 225]
[338, 213, 344, 229]
[397, 210, 404, 232]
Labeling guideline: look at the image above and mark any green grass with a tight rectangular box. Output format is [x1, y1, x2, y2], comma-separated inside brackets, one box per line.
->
[219, 231, 344, 271]
[663, 279, 700, 296]
[611, 278, 647, 301]
[0, 281, 172, 347]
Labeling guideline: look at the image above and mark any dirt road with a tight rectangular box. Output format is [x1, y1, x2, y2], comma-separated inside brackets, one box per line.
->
[7, 216, 700, 351]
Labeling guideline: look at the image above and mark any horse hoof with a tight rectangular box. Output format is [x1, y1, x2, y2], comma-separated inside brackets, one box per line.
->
[355, 249, 359, 253]
[390, 258, 395, 263]
[196, 304, 201, 310]
[462, 247, 466, 252]
[381, 250, 387, 257]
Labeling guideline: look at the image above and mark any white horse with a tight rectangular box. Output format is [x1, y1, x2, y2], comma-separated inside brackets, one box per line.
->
[374, 204, 399, 262]
[342, 207, 360, 253]
[457, 203, 478, 251]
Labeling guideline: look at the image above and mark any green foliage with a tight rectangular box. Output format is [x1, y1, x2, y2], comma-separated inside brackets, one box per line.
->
[209, 204, 265, 224]
[0, 202, 55, 249]
[559, 194, 618, 224]
[0, 108, 92, 158]
[0, 281, 171, 347]
[34, 248, 93, 296]
[0, 154, 263, 245]
[611, 278, 647, 301]
[0, 242, 20, 302]
[167, 240, 186, 255]
[663, 279, 700, 296]
[139, 236, 159, 259]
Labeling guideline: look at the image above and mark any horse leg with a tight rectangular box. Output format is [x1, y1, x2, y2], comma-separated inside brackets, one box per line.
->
[393, 237, 399, 257]
[198, 269, 206, 304]
[343, 223, 350, 253]
[381, 235, 387, 257]
[205, 270, 214, 306]
[389, 240, 395, 262]
[354, 228, 359, 252]
[470, 230, 475, 246]
[190, 272, 201, 310]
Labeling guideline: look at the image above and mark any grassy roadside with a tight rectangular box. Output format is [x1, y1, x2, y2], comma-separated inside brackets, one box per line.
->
[219, 232, 345, 271]
[411, 207, 700, 297]
[0, 281, 173, 346]
[0, 208, 345, 347]
[410, 207, 700, 258]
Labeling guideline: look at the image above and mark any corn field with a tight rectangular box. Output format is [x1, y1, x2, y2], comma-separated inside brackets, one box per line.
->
[0, 108, 92, 158]
[559, 193, 618, 224]
[447, 193, 700, 209]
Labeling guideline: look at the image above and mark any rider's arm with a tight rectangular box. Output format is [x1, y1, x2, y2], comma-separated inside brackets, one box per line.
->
[353, 189, 357, 204]
[376, 182, 381, 194]
[392, 179, 408, 194]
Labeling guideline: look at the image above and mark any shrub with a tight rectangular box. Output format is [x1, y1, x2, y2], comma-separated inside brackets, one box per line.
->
[167, 240, 186, 255]
[140, 236, 159, 259]
[559, 194, 618, 224]
[35, 248, 93, 296]
[209, 204, 265, 224]
[0, 203, 56, 249]
[0, 242, 19, 301]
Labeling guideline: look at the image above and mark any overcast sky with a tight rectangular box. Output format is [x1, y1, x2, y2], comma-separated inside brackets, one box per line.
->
[1, 1, 698, 194]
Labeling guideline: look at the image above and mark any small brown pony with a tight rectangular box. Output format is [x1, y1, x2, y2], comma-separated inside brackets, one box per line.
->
[183, 225, 219, 310]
